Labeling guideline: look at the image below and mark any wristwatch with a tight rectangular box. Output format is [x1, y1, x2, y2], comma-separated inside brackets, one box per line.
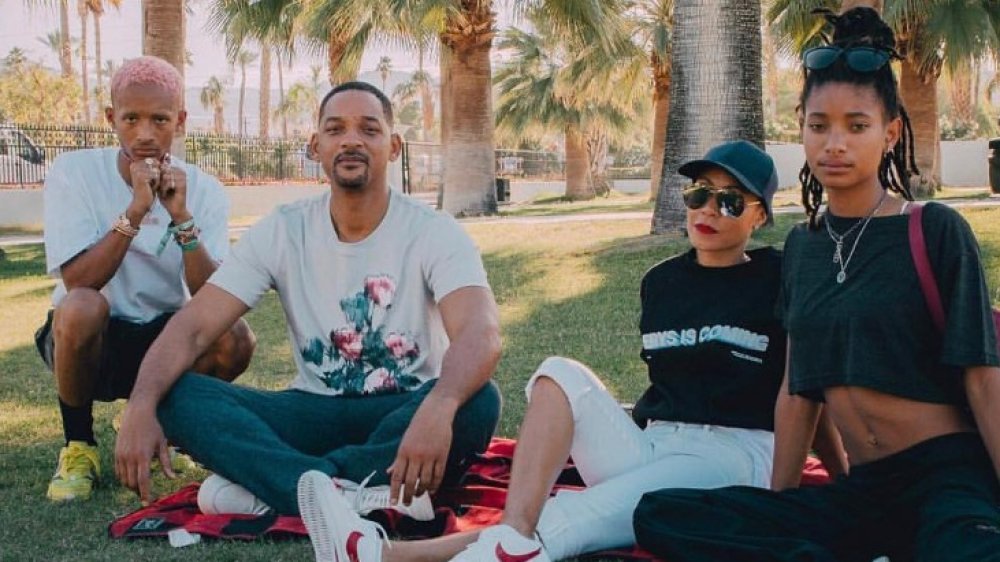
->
[112, 213, 140, 238]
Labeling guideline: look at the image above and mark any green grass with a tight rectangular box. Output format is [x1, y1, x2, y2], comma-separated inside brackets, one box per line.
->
[499, 192, 654, 217]
[0, 224, 43, 237]
[2, 208, 1000, 560]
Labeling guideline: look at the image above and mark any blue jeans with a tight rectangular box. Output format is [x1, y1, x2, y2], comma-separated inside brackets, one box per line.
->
[158, 373, 501, 514]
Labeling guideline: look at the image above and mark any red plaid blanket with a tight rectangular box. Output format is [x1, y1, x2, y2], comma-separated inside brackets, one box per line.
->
[109, 438, 831, 560]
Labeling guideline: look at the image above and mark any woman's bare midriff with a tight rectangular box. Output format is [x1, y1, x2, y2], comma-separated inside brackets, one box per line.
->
[824, 385, 975, 465]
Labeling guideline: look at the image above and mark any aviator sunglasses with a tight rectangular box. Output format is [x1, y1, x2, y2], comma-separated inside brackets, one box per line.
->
[682, 183, 761, 218]
[802, 45, 892, 73]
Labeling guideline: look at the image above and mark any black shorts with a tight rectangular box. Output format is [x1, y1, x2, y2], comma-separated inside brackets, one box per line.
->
[34, 309, 174, 402]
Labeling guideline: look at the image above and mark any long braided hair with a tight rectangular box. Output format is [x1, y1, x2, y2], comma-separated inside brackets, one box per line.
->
[798, 7, 919, 229]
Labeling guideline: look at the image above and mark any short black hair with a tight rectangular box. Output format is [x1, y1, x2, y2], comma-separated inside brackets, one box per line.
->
[317, 81, 394, 127]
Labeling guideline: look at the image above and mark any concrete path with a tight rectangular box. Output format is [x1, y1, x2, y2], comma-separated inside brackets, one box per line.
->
[3, 196, 999, 248]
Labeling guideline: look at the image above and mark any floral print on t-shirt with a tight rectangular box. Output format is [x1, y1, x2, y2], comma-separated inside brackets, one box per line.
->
[300, 275, 423, 395]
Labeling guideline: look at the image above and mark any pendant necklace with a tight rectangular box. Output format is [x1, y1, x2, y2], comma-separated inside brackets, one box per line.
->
[823, 190, 887, 284]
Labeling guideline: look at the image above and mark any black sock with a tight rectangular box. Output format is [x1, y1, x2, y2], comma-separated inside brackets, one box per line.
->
[59, 398, 96, 446]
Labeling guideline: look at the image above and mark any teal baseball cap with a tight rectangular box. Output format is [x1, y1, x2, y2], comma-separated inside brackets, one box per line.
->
[678, 140, 779, 224]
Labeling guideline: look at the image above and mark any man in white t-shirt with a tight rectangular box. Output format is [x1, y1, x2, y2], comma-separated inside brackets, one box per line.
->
[37, 56, 255, 503]
[114, 82, 502, 518]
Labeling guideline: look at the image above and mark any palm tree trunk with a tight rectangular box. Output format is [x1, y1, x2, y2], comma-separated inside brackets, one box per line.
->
[652, 0, 764, 234]
[214, 105, 224, 135]
[587, 129, 611, 197]
[649, 54, 670, 201]
[950, 61, 974, 127]
[899, 58, 940, 196]
[78, 1, 90, 124]
[439, 3, 497, 216]
[59, 0, 73, 78]
[437, 46, 452, 210]
[142, 0, 186, 157]
[94, 10, 104, 111]
[278, 55, 287, 139]
[238, 63, 246, 137]
[564, 124, 593, 200]
[418, 44, 434, 142]
[259, 48, 271, 139]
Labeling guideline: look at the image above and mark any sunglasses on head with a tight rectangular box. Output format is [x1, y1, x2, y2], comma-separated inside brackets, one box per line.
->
[803, 46, 891, 73]
[682, 183, 761, 218]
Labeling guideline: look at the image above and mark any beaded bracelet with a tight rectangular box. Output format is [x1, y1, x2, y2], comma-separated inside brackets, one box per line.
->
[156, 218, 197, 256]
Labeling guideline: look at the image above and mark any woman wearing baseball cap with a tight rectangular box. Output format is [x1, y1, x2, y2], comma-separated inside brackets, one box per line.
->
[295, 140, 844, 562]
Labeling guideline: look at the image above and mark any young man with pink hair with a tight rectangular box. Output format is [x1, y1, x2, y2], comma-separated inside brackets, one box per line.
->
[37, 55, 255, 502]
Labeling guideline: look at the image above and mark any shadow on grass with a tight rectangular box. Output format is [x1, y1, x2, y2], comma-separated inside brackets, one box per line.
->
[485, 230, 689, 436]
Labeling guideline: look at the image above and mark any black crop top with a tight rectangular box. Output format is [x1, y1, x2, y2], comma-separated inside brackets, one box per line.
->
[778, 202, 999, 403]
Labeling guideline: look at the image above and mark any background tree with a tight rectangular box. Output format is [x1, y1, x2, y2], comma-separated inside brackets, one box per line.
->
[23, 0, 76, 78]
[0, 49, 81, 123]
[631, 0, 673, 201]
[88, 0, 123, 113]
[376, 55, 392, 92]
[232, 49, 257, 137]
[275, 64, 323, 135]
[768, 0, 1000, 196]
[200, 75, 227, 134]
[494, 16, 645, 200]
[651, 0, 765, 234]
[142, 0, 186, 156]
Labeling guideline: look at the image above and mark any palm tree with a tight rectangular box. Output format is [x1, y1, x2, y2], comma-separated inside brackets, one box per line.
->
[393, 65, 436, 141]
[207, 0, 304, 138]
[768, 0, 1000, 196]
[26, 0, 73, 77]
[651, 0, 765, 234]
[495, 19, 644, 200]
[376, 56, 392, 91]
[275, 64, 323, 133]
[200, 75, 227, 134]
[233, 49, 257, 137]
[259, 48, 272, 138]
[430, 0, 629, 216]
[142, 0, 187, 156]
[210, 0, 626, 215]
[87, 1, 122, 113]
[632, 0, 673, 201]
[75, 1, 91, 122]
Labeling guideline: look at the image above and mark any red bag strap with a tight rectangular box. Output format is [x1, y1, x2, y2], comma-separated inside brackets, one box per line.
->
[907, 203, 947, 333]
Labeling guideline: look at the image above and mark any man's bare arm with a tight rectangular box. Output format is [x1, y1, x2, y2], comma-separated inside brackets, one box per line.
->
[114, 284, 249, 502]
[60, 230, 135, 290]
[389, 286, 501, 504]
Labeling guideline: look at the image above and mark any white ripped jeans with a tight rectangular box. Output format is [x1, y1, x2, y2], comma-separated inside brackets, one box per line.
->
[528, 357, 774, 560]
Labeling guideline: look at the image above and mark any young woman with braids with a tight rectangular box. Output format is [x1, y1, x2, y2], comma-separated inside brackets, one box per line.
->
[631, 7, 1000, 562]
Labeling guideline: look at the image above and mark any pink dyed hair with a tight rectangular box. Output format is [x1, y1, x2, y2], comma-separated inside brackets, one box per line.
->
[110, 56, 183, 107]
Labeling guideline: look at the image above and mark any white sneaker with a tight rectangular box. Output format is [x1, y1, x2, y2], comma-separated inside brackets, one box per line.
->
[298, 470, 388, 562]
[450, 524, 551, 562]
[197, 474, 271, 515]
[338, 474, 436, 521]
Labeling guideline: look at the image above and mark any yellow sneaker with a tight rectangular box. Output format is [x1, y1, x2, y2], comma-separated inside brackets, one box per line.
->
[47, 441, 100, 502]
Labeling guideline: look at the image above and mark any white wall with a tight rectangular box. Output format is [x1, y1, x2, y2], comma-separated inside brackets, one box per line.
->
[0, 141, 992, 228]
[940, 140, 989, 187]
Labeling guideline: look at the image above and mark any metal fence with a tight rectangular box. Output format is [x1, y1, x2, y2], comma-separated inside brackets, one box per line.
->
[2, 123, 651, 193]
[0, 123, 323, 187]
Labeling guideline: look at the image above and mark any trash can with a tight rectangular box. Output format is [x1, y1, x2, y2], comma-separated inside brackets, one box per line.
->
[990, 138, 1000, 194]
[495, 177, 510, 202]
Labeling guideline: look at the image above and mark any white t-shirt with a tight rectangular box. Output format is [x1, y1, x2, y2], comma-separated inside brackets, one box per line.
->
[208, 189, 489, 396]
[43, 147, 230, 323]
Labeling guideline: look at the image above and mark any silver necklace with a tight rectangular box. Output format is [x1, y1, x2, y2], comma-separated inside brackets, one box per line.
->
[823, 190, 887, 284]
